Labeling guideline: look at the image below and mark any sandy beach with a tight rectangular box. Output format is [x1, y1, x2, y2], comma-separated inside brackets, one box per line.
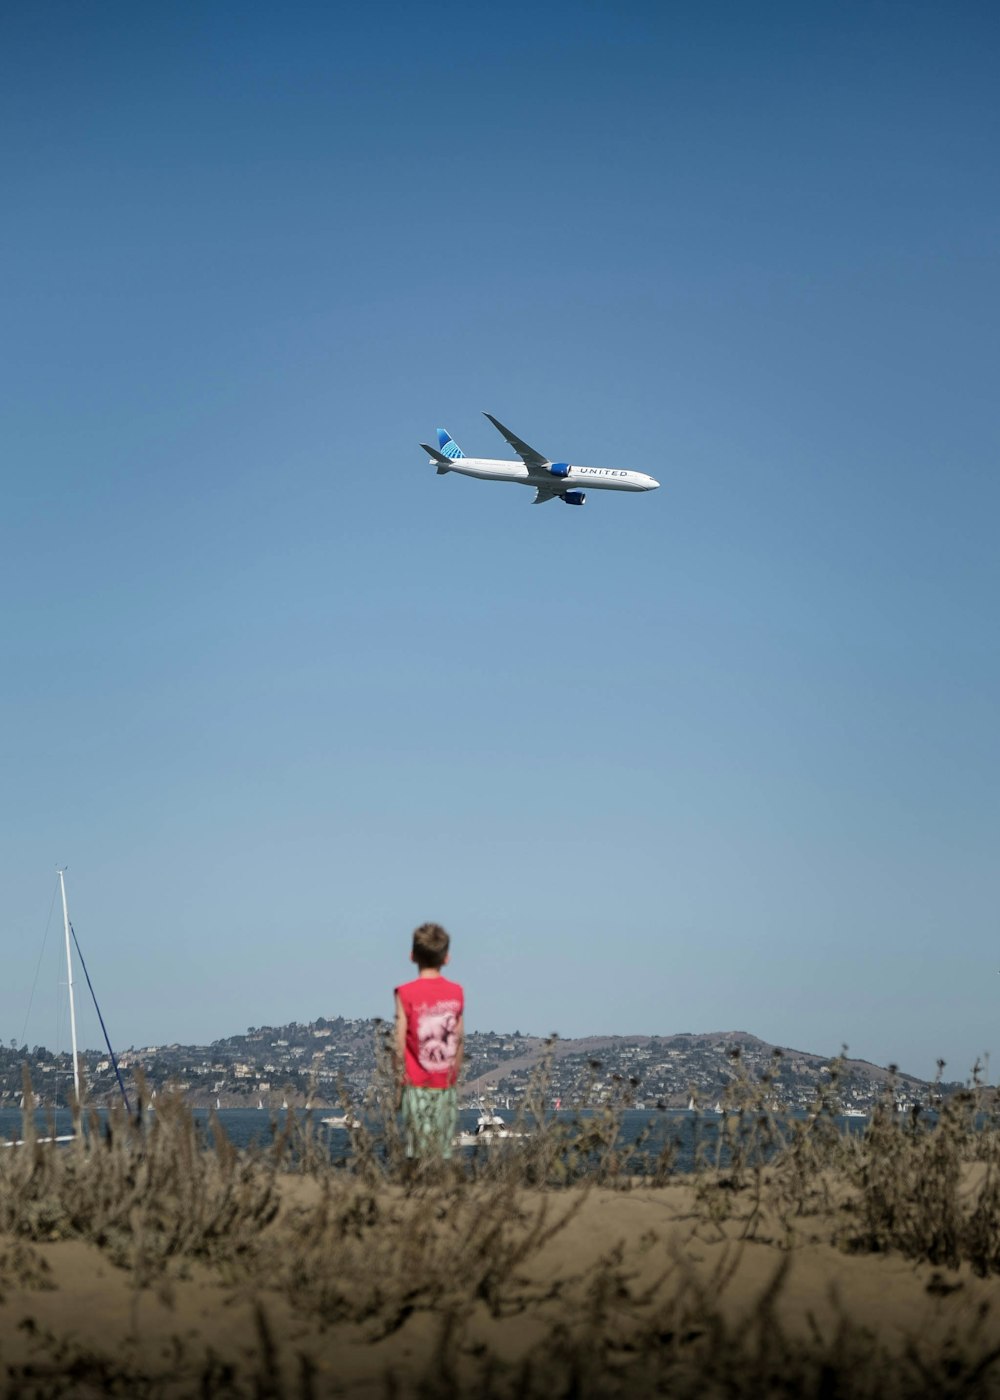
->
[1, 1165, 998, 1398]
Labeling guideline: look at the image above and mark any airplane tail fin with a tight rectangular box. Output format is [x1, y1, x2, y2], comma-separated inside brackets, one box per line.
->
[420, 442, 454, 474]
[436, 428, 465, 460]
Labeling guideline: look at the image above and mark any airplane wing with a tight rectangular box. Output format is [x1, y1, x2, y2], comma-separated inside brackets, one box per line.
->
[484, 413, 549, 470]
[532, 485, 559, 505]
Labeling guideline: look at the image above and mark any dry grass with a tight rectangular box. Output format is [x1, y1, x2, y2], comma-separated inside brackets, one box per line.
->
[2, 1049, 1000, 1396]
[838, 1065, 1000, 1274]
[0, 1072, 280, 1284]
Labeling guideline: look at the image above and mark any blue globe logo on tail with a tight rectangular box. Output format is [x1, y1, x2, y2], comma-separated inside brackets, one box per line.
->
[436, 428, 465, 460]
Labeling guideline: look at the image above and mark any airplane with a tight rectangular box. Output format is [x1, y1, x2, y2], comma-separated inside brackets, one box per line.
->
[419, 413, 660, 506]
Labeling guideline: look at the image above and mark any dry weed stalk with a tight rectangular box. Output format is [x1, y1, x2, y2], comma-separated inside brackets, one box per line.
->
[4, 1047, 1000, 1395]
[677, 1051, 1000, 1278]
[839, 1061, 1000, 1273]
[0, 1073, 280, 1281]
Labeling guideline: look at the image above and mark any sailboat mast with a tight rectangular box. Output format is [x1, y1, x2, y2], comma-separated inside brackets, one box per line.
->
[58, 870, 81, 1105]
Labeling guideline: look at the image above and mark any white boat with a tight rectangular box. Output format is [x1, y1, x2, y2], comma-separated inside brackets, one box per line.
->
[257, 1098, 264, 1111]
[321, 1113, 361, 1129]
[842, 1106, 868, 1118]
[4, 1129, 73, 1148]
[687, 1096, 696, 1112]
[215, 1097, 221, 1110]
[455, 1107, 527, 1148]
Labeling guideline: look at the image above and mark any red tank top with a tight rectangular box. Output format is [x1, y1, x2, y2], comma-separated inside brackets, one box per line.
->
[395, 976, 464, 1089]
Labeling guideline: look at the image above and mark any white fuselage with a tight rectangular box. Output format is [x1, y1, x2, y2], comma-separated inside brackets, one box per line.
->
[445, 457, 659, 493]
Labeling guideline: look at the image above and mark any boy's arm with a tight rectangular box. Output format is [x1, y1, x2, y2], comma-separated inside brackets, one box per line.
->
[394, 994, 407, 1091]
[453, 1013, 464, 1085]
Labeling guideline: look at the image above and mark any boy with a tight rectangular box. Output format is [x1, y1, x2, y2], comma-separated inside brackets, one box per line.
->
[395, 922, 464, 1159]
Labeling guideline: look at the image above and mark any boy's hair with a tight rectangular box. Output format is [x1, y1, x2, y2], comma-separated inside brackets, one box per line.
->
[412, 922, 450, 970]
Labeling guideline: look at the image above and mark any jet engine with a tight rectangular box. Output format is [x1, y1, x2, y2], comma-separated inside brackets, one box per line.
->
[561, 490, 586, 506]
[548, 462, 571, 478]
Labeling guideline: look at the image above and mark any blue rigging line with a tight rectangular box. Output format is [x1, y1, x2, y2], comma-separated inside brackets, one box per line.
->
[69, 923, 131, 1115]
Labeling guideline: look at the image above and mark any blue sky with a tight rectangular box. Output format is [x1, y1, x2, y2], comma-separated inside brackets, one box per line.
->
[3, 2, 998, 1081]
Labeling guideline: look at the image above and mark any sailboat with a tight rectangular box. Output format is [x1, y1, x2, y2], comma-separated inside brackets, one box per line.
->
[9, 872, 95, 1147]
[58, 870, 131, 1116]
[257, 1098, 264, 1111]
[22, 869, 85, 1143]
[60, 870, 82, 1116]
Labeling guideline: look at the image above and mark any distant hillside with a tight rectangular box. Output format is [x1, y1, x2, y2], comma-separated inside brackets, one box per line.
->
[462, 1029, 937, 1112]
[0, 1019, 959, 1111]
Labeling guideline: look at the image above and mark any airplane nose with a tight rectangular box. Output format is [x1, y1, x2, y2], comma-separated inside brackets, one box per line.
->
[646, 475, 660, 490]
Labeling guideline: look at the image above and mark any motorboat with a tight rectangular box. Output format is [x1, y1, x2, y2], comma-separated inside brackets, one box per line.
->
[321, 1112, 361, 1129]
[455, 1107, 527, 1148]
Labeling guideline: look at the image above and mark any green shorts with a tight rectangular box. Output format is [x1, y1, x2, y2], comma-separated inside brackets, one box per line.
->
[402, 1085, 457, 1160]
